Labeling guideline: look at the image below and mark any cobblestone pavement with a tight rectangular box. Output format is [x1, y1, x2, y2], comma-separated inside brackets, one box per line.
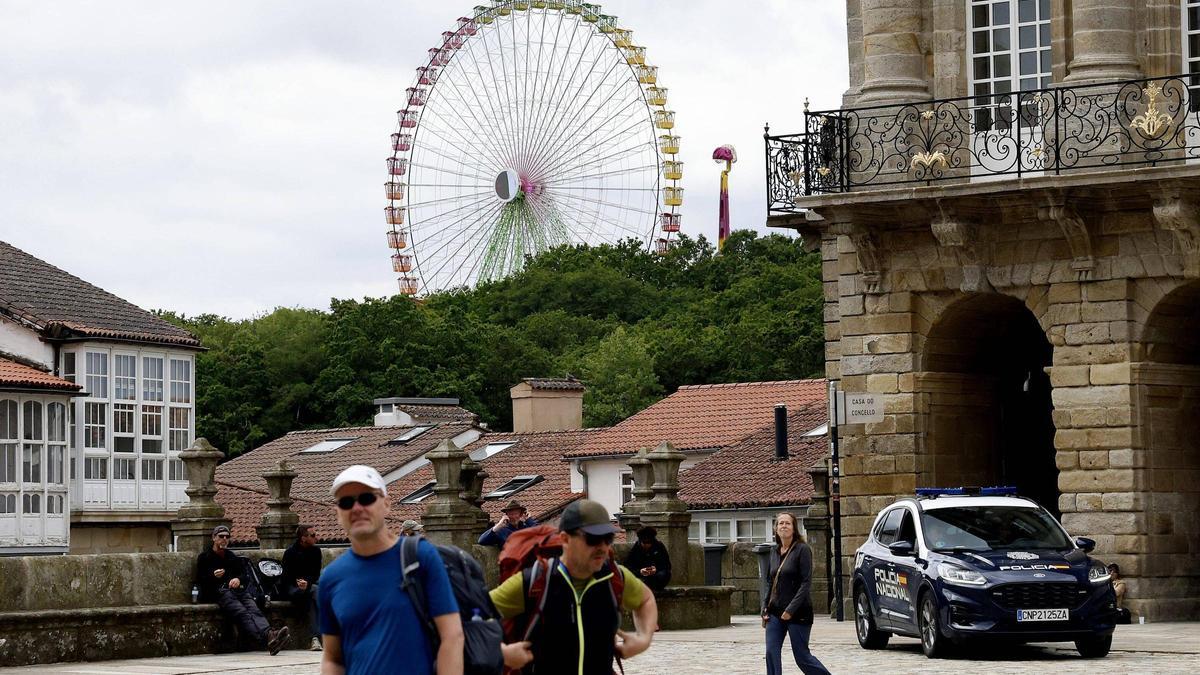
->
[8, 616, 1198, 674]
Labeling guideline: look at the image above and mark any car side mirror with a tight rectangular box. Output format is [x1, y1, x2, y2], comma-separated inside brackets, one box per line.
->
[1075, 537, 1096, 553]
[888, 540, 915, 557]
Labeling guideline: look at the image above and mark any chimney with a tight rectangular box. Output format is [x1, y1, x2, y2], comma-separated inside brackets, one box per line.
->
[774, 404, 788, 461]
[509, 378, 585, 433]
[372, 397, 463, 427]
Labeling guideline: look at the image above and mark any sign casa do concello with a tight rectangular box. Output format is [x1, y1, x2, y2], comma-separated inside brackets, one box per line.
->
[833, 391, 884, 426]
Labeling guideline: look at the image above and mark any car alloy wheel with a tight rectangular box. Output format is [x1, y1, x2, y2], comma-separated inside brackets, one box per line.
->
[854, 587, 890, 649]
[920, 593, 945, 658]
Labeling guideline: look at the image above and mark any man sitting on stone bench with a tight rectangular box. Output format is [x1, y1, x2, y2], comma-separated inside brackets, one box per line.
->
[196, 525, 290, 655]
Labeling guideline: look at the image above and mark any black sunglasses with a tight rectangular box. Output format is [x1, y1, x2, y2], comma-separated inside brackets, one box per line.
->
[215, 533, 229, 539]
[336, 492, 380, 510]
[584, 532, 615, 547]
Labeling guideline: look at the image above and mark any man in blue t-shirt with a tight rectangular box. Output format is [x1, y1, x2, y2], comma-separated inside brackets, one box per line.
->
[319, 465, 463, 675]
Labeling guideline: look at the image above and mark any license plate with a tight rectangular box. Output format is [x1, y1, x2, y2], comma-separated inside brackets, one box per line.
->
[1017, 608, 1069, 622]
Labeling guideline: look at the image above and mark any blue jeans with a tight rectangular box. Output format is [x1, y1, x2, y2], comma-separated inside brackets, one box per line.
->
[765, 615, 830, 675]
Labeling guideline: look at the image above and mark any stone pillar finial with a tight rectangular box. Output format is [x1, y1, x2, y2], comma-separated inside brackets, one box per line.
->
[170, 437, 230, 552]
[639, 441, 692, 584]
[421, 439, 479, 549]
[459, 456, 490, 532]
[617, 447, 654, 537]
[256, 459, 301, 550]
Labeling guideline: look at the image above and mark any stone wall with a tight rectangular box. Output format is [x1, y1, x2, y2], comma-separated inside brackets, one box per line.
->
[68, 523, 171, 555]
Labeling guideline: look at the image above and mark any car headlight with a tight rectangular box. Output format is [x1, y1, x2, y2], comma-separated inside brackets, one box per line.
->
[1088, 563, 1112, 585]
[939, 563, 987, 587]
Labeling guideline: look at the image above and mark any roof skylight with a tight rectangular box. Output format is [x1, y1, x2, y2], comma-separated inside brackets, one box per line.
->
[300, 438, 357, 454]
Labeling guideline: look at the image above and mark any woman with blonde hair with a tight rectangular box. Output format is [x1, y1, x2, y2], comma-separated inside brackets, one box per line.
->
[762, 512, 829, 675]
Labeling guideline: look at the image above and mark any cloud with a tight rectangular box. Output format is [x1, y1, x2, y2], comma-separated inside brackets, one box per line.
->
[0, 0, 847, 318]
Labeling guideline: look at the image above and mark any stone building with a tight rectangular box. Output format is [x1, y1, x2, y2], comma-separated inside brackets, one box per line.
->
[767, 1, 1200, 619]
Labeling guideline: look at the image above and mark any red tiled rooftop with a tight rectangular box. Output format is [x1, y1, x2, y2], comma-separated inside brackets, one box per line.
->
[564, 379, 826, 459]
[0, 357, 81, 392]
[679, 402, 828, 510]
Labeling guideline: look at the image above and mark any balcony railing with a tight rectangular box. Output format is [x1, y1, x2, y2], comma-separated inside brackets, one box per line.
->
[766, 74, 1200, 214]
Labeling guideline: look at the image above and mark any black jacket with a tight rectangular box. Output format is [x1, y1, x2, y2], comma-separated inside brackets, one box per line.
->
[195, 546, 250, 601]
[281, 541, 322, 589]
[624, 540, 671, 591]
[763, 541, 815, 624]
[524, 562, 623, 675]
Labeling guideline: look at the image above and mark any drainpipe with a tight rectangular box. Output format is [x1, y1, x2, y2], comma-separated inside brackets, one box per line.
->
[574, 460, 589, 496]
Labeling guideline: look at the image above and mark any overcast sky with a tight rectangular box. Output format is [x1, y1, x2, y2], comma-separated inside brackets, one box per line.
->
[0, 1, 848, 319]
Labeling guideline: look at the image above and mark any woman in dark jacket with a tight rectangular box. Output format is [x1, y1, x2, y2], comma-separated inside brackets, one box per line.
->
[762, 512, 829, 675]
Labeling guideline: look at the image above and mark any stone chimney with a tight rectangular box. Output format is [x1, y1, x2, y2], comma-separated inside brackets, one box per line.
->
[509, 377, 585, 433]
[372, 396, 467, 427]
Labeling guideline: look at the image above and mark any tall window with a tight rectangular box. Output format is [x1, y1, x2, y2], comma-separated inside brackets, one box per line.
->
[47, 402, 66, 485]
[62, 353, 76, 383]
[143, 357, 164, 402]
[113, 403, 136, 452]
[84, 402, 107, 450]
[85, 352, 109, 398]
[0, 400, 16, 484]
[169, 407, 191, 452]
[22, 401, 43, 484]
[970, 0, 1051, 128]
[142, 405, 163, 453]
[170, 359, 192, 404]
[114, 354, 137, 401]
[620, 472, 634, 505]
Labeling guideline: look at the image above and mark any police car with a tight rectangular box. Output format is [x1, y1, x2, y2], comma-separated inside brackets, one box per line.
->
[852, 487, 1118, 659]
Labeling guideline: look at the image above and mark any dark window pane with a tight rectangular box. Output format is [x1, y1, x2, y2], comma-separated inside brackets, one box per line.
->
[1021, 77, 1038, 91]
[974, 30, 990, 53]
[1039, 0, 1049, 18]
[1019, 0, 1035, 22]
[994, 1, 1009, 25]
[994, 28, 1011, 51]
[1040, 49, 1051, 74]
[973, 4, 989, 28]
[994, 79, 1011, 94]
[994, 54, 1011, 78]
[1020, 25, 1036, 50]
[1040, 76, 1051, 88]
[1191, 34, 1200, 60]
[975, 56, 991, 79]
[975, 82, 992, 96]
[1190, 7, 1200, 32]
[1040, 24, 1050, 47]
[1020, 50, 1037, 75]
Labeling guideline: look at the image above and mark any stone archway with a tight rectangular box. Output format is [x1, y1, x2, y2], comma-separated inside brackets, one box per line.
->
[917, 293, 1059, 515]
[1137, 280, 1200, 620]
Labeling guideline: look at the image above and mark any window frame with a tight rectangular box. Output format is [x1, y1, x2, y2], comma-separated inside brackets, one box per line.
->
[484, 474, 544, 500]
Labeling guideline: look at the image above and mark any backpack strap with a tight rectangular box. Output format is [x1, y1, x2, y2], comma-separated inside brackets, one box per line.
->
[520, 557, 555, 641]
[400, 535, 438, 647]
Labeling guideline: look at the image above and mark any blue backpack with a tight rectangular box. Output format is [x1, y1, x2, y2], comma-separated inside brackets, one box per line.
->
[400, 535, 504, 675]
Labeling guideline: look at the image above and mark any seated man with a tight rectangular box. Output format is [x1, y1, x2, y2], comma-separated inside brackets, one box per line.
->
[282, 523, 323, 651]
[196, 525, 290, 655]
[624, 526, 672, 593]
[478, 499, 538, 547]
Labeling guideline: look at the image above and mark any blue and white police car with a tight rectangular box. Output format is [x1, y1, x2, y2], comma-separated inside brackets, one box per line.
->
[852, 487, 1118, 658]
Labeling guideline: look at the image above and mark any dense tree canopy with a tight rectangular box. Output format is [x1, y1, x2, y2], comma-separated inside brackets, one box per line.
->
[164, 231, 824, 458]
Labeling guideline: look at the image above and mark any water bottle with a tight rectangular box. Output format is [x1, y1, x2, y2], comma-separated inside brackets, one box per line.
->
[191, 585, 199, 604]
[470, 608, 483, 622]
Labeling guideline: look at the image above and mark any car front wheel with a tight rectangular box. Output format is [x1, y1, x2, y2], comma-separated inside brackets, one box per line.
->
[1075, 634, 1112, 658]
[854, 587, 890, 649]
[919, 592, 949, 658]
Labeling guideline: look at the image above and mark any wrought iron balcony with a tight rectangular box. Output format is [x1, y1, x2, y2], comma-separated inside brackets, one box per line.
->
[766, 74, 1200, 215]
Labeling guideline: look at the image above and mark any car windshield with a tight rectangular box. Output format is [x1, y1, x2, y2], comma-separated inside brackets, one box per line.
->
[921, 505, 1073, 552]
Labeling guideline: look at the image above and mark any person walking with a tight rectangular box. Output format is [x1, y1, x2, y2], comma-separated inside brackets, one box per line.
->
[317, 465, 464, 675]
[762, 512, 829, 675]
[282, 523, 323, 651]
[490, 499, 658, 674]
[195, 525, 290, 655]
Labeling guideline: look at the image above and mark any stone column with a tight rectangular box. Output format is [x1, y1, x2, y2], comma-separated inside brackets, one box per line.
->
[460, 457, 490, 534]
[857, 0, 930, 104]
[170, 438, 230, 552]
[1063, 0, 1141, 84]
[617, 447, 654, 537]
[421, 440, 479, 549]
[255, 459, 300, 550]
[639, 441, 692, 586]
[803, 459, 832, 616]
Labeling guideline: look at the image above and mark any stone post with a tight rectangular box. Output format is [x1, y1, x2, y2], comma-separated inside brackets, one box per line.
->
[421, 440, 479, 549]
[460, 457, 490, 534]
[803, 458, 832, 616]
[1063, 0, 1141, 84]
[255, 459, 300, 550]
[617, 447, 653, 537]
[857, 0, 930, 104]
[639, 441, 692, 585]
[170, 438, 230, 552]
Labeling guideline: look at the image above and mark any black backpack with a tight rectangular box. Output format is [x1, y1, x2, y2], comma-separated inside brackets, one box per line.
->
[400, 535, 504, 675]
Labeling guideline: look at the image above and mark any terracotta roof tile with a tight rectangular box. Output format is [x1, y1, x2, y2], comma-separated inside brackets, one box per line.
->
[0, 240, 200, 348]
[0, 357, 81, 392]
[216, 481, 405, 546]
[564, 379, 826, 458]
[396, 403, 478, 422]
[521, 377, 586, 391]
[679, 403, 828, 510]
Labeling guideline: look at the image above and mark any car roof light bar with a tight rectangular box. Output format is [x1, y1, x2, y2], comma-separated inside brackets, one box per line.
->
[915, 486, 1019, 498]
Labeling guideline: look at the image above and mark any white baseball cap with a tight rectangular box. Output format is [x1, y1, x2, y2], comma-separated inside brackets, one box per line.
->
[330, 465, 388, 497]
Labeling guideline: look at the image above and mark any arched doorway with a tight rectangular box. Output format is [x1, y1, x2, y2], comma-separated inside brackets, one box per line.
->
[1139, 281, 1200, 620]
[919, 293, 1059, 516]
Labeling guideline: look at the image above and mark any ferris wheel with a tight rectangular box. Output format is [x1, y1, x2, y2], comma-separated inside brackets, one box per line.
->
[384, 0, 683, 296]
